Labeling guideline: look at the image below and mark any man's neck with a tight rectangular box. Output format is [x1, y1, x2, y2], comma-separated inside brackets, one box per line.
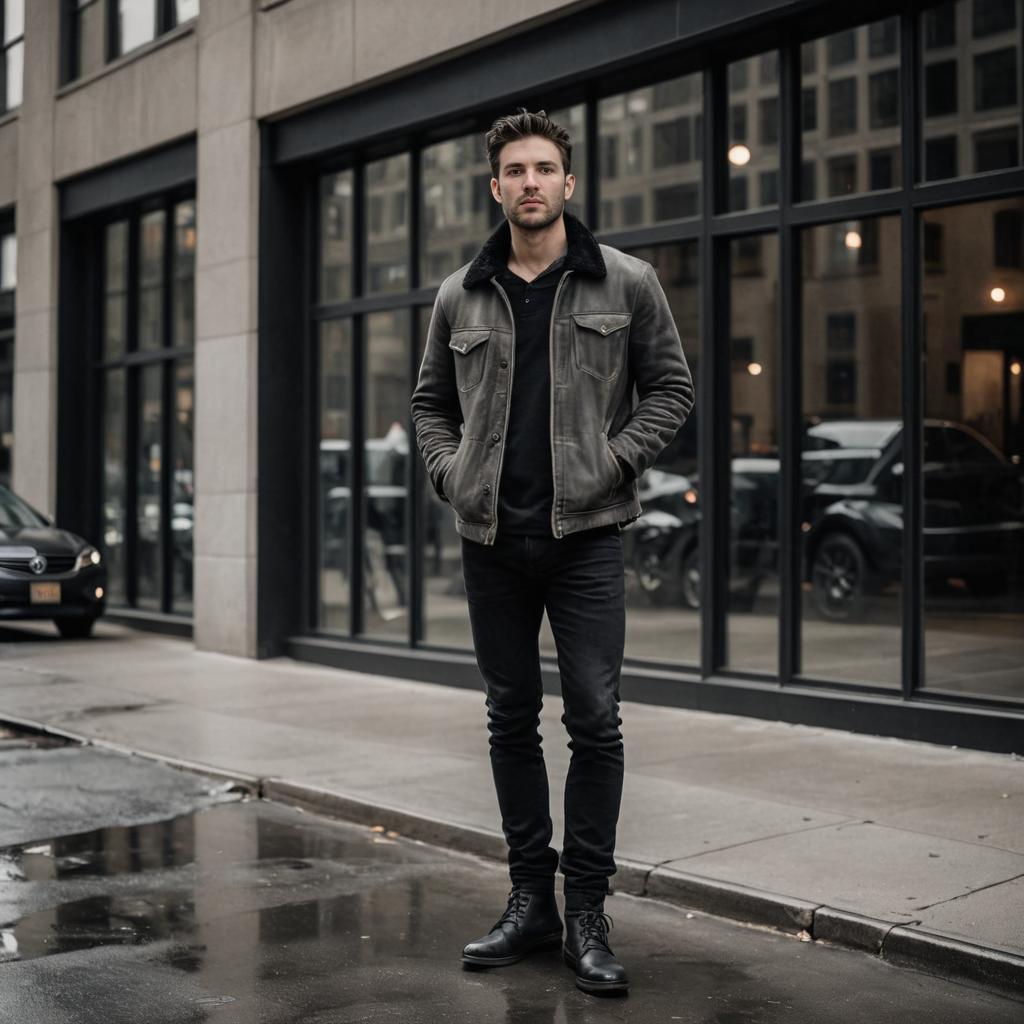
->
[506, 215, 568, 283]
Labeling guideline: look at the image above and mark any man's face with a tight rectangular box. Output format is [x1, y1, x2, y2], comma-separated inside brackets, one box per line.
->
[491, 136, 575, 231]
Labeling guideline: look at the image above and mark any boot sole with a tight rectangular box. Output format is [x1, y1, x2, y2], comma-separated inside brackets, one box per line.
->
[563, 948, 630, 994]
[461, 932, 563, 968]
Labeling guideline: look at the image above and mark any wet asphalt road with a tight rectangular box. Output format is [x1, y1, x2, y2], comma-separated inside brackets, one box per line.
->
[0, 735, 1021, 1023]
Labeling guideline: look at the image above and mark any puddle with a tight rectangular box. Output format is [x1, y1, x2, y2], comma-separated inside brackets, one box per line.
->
[1, 813, 200, 882]
[0, 801, 429, 964]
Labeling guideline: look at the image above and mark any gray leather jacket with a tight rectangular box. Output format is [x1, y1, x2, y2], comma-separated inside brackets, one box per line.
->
[410, 212, 694, 545]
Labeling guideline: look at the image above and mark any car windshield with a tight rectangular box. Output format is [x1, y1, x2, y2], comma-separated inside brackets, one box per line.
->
[0, 486, 49, 528]
[804, 421, 900, 451]
[801, 421, 900, 486]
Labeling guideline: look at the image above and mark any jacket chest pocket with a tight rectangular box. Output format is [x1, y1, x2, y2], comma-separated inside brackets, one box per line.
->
[571, 313, 631, 382]
[449, 329, 491, 392]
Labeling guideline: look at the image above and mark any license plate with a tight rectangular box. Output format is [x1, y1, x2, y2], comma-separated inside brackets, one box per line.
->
[30, 582, 61, 604]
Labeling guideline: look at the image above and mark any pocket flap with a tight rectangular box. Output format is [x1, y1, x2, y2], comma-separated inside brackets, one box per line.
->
[449, 329, 491, 355]
[571, 313, 631, 337]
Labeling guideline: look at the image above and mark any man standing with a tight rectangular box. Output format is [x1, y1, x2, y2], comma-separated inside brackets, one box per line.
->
[410, 109, 693, 995]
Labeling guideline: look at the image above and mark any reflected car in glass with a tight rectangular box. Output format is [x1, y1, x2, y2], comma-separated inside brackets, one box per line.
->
[803, 419, 1024, 621]
[624, 419, 1024, 622]
[0, 485, 107, 637]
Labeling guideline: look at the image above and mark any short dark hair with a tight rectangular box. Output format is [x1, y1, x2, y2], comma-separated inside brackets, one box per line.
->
[485, 108, 572, 179]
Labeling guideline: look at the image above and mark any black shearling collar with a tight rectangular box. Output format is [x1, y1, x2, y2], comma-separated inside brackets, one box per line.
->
[462, 210, 606, 289]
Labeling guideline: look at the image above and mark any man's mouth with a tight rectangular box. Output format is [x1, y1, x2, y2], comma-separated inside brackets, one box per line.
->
[521, 198, 544, 206]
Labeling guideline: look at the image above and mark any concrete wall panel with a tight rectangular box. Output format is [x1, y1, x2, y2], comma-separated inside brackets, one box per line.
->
[255, 0, 355, 119]
[353, 0, 586, 85]
[53, 33, 198, 182]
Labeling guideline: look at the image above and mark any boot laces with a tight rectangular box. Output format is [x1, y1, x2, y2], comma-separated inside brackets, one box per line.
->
[577, 910, 614, 954]
[493, 887, 531, 931]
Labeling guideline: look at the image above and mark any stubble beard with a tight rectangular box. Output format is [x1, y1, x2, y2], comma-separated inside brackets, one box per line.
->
[505, 193, 565, 232]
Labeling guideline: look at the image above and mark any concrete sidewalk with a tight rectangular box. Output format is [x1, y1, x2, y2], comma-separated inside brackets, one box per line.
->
[0, 620, 1021, 998]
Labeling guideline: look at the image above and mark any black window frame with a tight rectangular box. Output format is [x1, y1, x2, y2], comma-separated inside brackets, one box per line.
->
[90, 186, 196, 617]
[271, 0, 1024, 750]
[61, 0, 199, 84]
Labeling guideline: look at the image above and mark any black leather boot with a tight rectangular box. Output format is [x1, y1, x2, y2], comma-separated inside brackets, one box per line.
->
[563, 910, 629, 994]
[461, 887, 563, 967]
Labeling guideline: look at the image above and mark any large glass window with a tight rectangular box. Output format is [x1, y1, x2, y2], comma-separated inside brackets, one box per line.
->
[418, 307, 470, 650]
[318, 318, 353, 633]
[138, 209, 165, 352]
[66, 0, 199, 82]
[621, 242, 700, 665]
[921, 0, 1023, 182]
[0, 226, 13, 489]
[727, 53, 780, 212]
[421, 134, 498, 288]
[2, 0, 23, 112]
[320, 170, 353, 303]
[726, 234, 780, 674]
[102, 367, 126, 603]
[800, 216, 902, 686]
[598, 74, 702, 230]
[364, 154, 409, 295]
[920, 198, 1024, 702]
[114, 0, 159, 56]
[362, 310, 411, 639]
[802, 17, 901, 199]
[98, 196, 195, 616]
[306, 21, 1024, 733]
[71, 1, 104, 82]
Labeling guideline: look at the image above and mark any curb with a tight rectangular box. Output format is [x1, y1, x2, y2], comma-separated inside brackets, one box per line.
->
[3, 712, 1022, 1002]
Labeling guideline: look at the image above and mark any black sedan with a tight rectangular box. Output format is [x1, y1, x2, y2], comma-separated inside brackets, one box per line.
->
[0, 485, 106, 638]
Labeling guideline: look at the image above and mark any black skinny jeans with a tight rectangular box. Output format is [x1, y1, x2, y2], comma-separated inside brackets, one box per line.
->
[460, 526, 625, 911]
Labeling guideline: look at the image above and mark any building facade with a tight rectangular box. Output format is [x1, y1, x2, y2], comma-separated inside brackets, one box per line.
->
[2, 0, 1022, 752]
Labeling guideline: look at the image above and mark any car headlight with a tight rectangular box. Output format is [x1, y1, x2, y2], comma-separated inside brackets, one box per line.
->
[74, 547, 102, 572]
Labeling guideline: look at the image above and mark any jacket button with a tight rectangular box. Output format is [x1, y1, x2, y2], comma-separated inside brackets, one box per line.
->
[500, 359, 508, 368]
[600, 324, 609, 334]
[483, 483, 491, 493]
[491, 432, 500, 441]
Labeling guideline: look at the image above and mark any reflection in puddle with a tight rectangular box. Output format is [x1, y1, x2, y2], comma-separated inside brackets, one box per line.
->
[0, 802, 434, 966]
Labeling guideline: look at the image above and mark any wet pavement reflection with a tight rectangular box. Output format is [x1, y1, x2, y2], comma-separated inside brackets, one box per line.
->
[1, 799, 1020, 1023]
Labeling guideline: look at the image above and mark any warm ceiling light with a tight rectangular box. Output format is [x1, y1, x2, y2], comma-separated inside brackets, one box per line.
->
[990, 287, 1006, 303]
[728, 144, 751, 166]
[747, 362, 763, 376]
[1011, 360, 1022, 376]
[844, 231, 862, 249]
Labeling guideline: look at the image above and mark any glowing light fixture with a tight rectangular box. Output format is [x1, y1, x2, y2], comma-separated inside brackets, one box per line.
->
[747, 362, 763, 376]
[844, 231, 862, 249]
[728, 144, 751, 166]
[990, 287, 1006, 303]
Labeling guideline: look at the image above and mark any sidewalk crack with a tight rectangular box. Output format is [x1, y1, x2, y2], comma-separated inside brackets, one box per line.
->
[675, 818, 866, 862]
[908, 870, 1024, 913]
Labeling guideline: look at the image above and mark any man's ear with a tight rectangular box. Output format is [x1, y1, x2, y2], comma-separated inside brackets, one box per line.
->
[564, 173, 576, 201]
[490, 177, 502, 203]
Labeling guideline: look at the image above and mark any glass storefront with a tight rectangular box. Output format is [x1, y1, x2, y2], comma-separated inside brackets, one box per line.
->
[800, 217, 903, 686]
[98, 196, 196, 616]
[920, 197, 1024, 701]
[0, 225, 14, 489]
[303, 2, 1023, 715]
[726, 234, 780, 675]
